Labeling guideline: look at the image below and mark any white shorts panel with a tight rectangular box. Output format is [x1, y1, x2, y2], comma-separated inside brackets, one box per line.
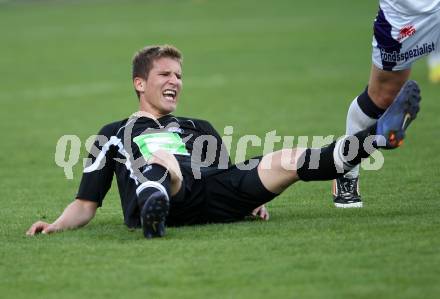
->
[372, 7, 440, 71]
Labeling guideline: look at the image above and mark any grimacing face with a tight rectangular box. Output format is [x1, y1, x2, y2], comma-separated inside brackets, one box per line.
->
[135, 57, 182, 117]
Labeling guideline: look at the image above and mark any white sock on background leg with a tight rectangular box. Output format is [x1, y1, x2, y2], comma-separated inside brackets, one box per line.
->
[343, 97, 377, 179]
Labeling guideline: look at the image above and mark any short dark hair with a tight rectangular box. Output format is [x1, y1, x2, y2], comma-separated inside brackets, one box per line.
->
[132, 45, 182, 98]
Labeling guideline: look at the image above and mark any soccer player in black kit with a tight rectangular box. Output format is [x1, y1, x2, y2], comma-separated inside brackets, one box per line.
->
[27, 45, 421, 239]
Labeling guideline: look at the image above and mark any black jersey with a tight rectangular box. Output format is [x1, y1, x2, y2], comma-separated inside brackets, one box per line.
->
[76, 114, 229, 228]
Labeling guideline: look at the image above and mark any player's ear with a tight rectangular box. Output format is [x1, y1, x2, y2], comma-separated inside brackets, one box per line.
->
[134, 77, 146, 94]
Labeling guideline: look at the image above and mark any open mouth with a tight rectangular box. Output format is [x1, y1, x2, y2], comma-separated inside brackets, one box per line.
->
[162, 89, 177, 101]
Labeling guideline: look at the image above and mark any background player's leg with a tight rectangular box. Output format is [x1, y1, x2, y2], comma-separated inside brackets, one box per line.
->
[367, 65, 411, 109]
[334, 65, 411, 207]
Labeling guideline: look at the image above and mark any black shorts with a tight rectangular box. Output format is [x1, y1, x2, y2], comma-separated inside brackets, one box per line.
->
[168, 157, 277, 226]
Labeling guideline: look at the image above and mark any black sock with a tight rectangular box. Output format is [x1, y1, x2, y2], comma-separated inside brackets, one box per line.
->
[297, 125, 378, 181]
[136, 164, 171, 208]
[357, 86, 386, 119]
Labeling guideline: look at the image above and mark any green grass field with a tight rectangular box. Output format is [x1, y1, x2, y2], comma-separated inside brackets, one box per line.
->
[1, 0, 439, 298]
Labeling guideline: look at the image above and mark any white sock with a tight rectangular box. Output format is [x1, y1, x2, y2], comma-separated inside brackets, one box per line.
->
[343, 97, 377, 179]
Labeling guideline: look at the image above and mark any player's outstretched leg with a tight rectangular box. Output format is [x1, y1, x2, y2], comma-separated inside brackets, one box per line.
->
[332, 80, 421, 207]
[257, 83, 420, 203]
[299, 80, 420, 179]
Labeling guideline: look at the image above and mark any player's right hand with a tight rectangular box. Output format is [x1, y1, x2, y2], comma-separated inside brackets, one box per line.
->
[26, 221, 56, 236]
[251, 205, 270, 221]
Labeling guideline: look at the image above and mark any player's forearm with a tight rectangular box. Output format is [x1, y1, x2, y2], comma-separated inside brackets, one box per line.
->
[50, 199, 97, 232]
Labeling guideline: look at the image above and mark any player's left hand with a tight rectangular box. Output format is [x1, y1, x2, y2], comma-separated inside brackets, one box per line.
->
[252, 205, 269, 221]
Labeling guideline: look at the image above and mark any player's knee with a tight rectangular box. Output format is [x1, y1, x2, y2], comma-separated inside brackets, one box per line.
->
[149, 150, 182, 182]
[273, 148, 305, 170]
[149, 150, 175, 167]
[258, 148, 305, 193]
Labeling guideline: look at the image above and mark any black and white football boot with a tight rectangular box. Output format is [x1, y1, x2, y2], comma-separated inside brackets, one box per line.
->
[332, 177, 362, 208]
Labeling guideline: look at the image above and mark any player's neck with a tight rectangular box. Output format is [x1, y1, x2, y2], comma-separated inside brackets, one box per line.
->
[136, 106, 169, 120]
